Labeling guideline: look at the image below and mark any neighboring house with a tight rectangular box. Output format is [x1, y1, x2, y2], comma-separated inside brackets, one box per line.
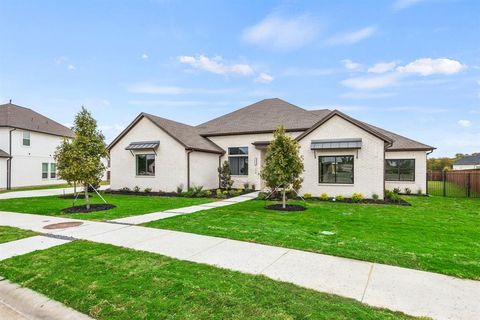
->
[0, 102, 73, 189]
[452, 154, 480, 170]
[108, 98, 435, 197]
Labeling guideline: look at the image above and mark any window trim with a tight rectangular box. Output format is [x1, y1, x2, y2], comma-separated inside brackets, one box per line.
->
[228, 147, 249, 176]
[22, 131, 30, 146]
[318, 155, 355, 184]
[135, 154, 156, 176]
[41, 162, 48, 179]
[385, 159, 416, 182]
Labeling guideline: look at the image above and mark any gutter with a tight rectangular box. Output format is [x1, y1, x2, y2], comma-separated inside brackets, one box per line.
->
[383, 141, 394, 199]
[7, 128, 16, 190]
[186, 149, 193, 189]
[425, 149, 435, 195]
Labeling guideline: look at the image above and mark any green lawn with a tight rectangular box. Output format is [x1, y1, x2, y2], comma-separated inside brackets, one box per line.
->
[0, 226, 38, 244]
[0, 181, 109, 194]
[0, 241, 414, 319]
[0, 194, 213, 221]
[146, 196, 480, 280]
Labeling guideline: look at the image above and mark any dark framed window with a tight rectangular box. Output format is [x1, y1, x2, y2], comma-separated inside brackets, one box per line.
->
[136, 154, 155, 176]
[50, 163, 57, 179]
[42, 162, 48, 179]
[385, 159, 415, 181]
[319, 156, 354, 184]
[228, 147, 248, 175]
[23, 131, 30, 146]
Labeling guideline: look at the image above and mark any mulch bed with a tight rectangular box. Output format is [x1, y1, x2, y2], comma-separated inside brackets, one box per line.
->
[62, 204, 116, 213]
[58, 193, 94, 199]
[265, 204, 307, 211]
[104, 189, 253, 199]
[289, 197, 411, 206]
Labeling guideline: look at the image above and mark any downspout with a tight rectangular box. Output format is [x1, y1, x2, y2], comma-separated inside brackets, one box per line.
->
[383, 141, 393, 199]
[186, 149, 193, 190]
[426, 149, 434, 196]
[218, 154, 222, 188]
[6, 128, 16, 190]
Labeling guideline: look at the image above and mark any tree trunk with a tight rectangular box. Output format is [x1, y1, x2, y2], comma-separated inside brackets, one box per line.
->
[85, 183, 90, 210]
[282, 188, 286, 209]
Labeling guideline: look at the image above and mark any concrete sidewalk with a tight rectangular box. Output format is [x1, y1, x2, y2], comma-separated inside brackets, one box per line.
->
[1, 211, 479, 319]
[109, 191, 260, 224]
[0, 235, 71, 261]
[0, 185, 110, 200]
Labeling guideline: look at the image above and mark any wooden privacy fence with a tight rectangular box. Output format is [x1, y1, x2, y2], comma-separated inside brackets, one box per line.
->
[427, 170, 480, 198]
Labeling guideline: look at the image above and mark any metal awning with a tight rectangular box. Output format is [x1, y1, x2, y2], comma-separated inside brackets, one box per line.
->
[252, 140, 271, 149]
[310, 138, 362, 150]
[125, 141, 160, 150]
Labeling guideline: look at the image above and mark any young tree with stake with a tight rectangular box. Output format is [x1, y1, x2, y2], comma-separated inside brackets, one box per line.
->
[260, 126, 304, 209]
[55, 107, 107, 210]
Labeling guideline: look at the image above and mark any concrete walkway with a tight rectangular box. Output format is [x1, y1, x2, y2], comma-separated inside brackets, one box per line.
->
[110, 191, 260, 224]
[0, 185, 110, 200]
[0, 277, 93, 320]
[0, 235, 71, 261]
[0, 211, 478, 320]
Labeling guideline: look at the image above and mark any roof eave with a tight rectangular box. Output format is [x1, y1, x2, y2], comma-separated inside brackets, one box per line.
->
[200, 127, 310, 137]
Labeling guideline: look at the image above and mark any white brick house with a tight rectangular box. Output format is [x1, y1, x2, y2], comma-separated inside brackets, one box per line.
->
[108, 98, 435, 198]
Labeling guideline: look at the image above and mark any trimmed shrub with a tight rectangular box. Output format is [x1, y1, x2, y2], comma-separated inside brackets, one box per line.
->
[319, 193, 329, 201]
[393, 187, 401, 194]
[385, 190, 401, 202]
[144, 188, 152, 193]
[303, 193, 312, 199]
[243, 182, 250, 190]
[251, 184, 256, 191]
[257, 192, 268, 200]
[351, 193, 364, 203]
[335, 195, 345, 202]
[372, 193, 379, 200]
[405, 187, 412, 195]
[120, 187, 130, 192]
[176, 184, 184, 194]
[133, 186, 140, 193]
[417, 188, 423, 195]
[205, 190, 212, 197]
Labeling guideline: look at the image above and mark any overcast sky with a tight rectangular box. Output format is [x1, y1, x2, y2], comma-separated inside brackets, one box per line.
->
[1, 0, 479, 156]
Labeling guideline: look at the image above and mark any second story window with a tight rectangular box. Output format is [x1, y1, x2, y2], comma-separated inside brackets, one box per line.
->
[23, 131, 30, 146]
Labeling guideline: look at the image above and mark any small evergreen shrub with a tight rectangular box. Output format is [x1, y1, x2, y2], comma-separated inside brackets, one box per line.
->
[120, 187, 130, 192]
[405, 187, 412, 195]
[393, 187, 401, 194]
[243, 182, 250, 190]
[216, 189, 225, 199]
[385, 190, 401, 202]
[372, 193, 379, 200]
[335, 195, 345, 202]
[133, 186, 140, 192]
[176, 184, 184, 194]
[417, 188, 422, 195]
[351, 193, 364, 203]
[319, 193, 329, 201]
[205, 190, 212, 197]
[144, 187, 152, 193]
[303, 193, 312, 199]
[257, 192, 268, 200]
[251, 184, 256, 190]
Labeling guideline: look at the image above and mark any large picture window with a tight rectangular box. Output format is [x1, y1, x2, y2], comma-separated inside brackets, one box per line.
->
[136, 154, 155, 176]
[228, 147, 248, 176]
[319, 156, 354, 184]
[385, 159, 415, 181]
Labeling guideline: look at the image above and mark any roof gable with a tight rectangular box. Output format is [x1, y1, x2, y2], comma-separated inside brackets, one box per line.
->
[107, 113, 224, 154]
[196, 98, 330, 136]
[0, 103, 73, 138]
[296, 110, 393, 143]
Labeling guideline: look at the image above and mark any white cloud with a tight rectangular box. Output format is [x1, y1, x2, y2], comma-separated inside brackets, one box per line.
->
[67, 65, 76, 70]
[282, 67, 335, 77]
[178, 55, 254, 76]
[341, 73, 399, 90]
[255, 73, 274, 84]
[141, 54, 149, 59]
[326, 26, 376, 46]
[397, 58, 465, 76]
[393, 0, 424, 11]
[368, 61, 397, 74]
[458, 120, 472, 128]
[342, 59, 363, 71]
[242, 14, 320, 51]
[127, 83, 236, 95]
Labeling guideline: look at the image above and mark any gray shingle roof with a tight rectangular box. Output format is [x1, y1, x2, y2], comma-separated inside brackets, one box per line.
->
[143, 113, 224, 153]
[0, 103, 73, 138]
[196, 98, 331, 136]
[0, 149, 10, 158]
[454, 155, 480, 165]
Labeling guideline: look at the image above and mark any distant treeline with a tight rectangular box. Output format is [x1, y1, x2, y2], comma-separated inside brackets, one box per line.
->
[427, 153, 479, 171]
